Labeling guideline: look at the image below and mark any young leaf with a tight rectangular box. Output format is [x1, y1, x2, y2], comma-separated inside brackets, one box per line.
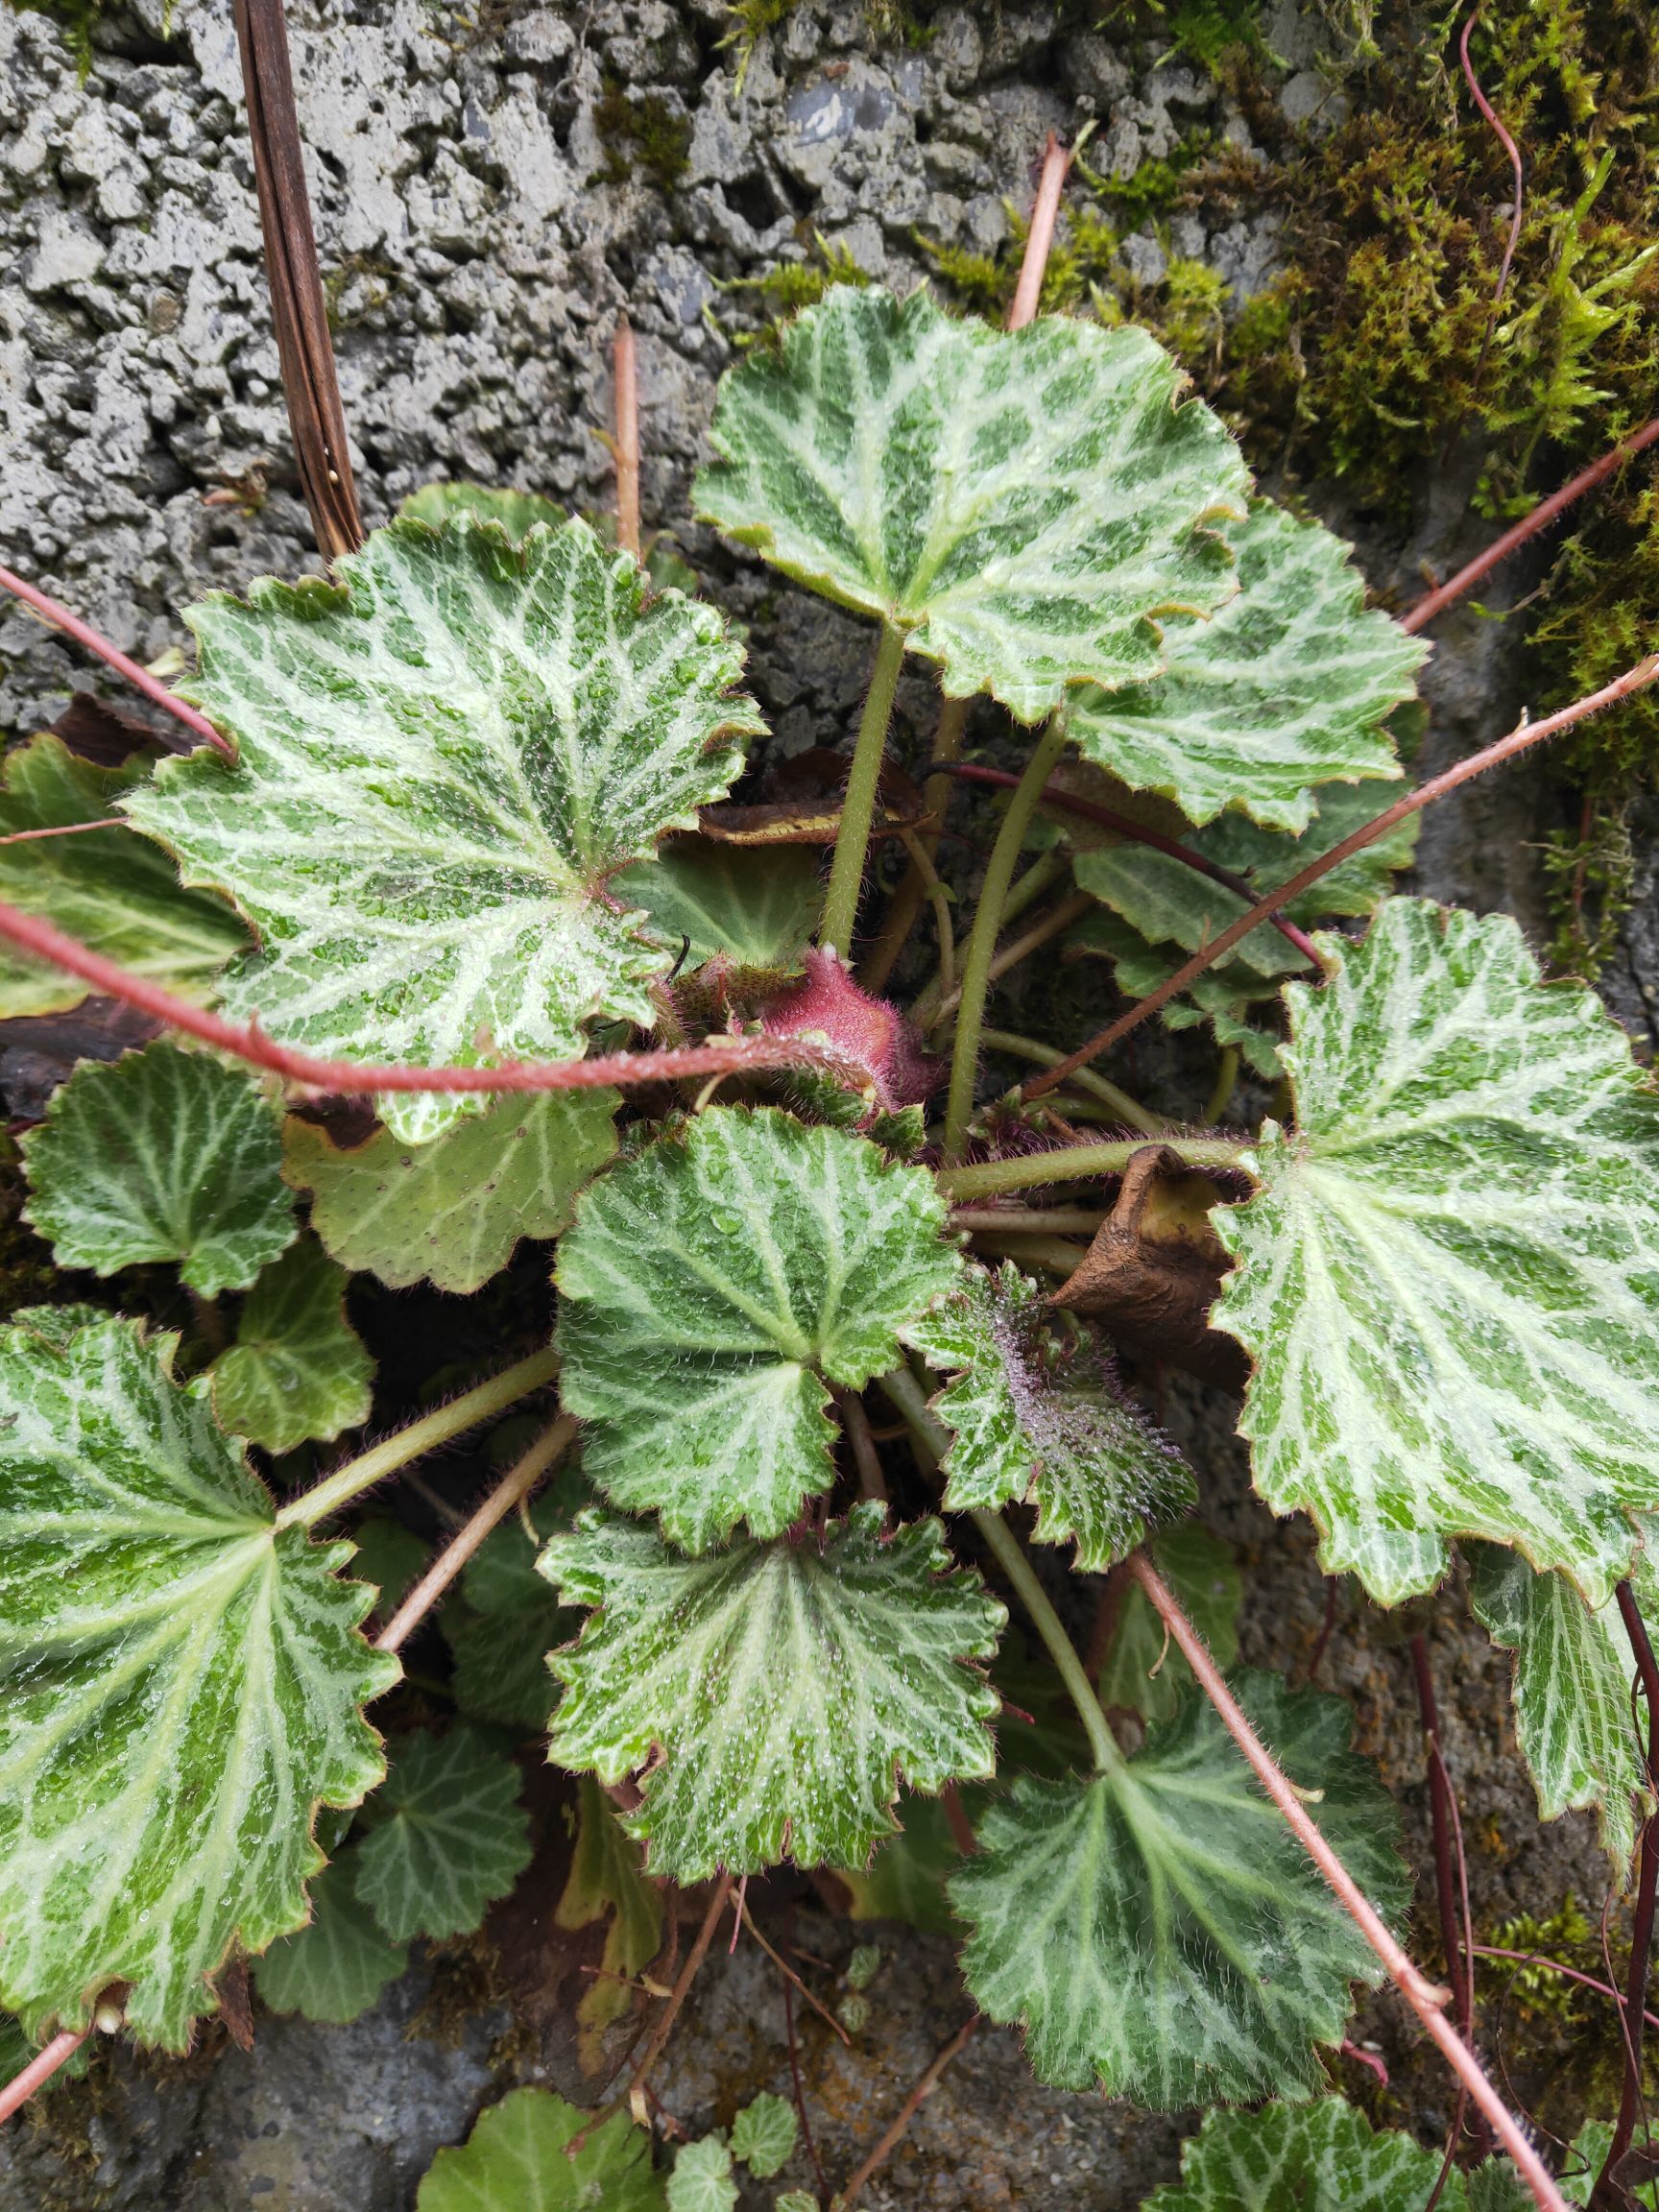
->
[1140, 2096, 1474, 2210]
[1097, 1524, 1241, 1724]
[1067, 500, 1423, 833]
[1214, 898, 1659, 1607]
[695, 284, 1248, 722]
[123, 516, 764, 1143]
[555, 1107, 958, 1550]
[416, 2085, 664, 2212]
[398, 481, 565, 539]
[20, 1041, 295, 1296]
[613, 840, 823, 972]
[731, 2093, 798, 2179]
[556, 1775, 665, 2071]
[209, 1237, 373, 1453]
[950, 1673, 1406, 2107]
[0, 731, 247, 1021]
[284, 1090, 620, 1296]
[0, 1316, 397, 2047]
[1467, 1538, 1656, 1880]
[902, 1261, 1195, 1572]
[353, 1726, 534, 1943]
[668, 2137, 738, 2212]
[542, 1504, 1003, 1882]
[445, 1483, 586, 1733]
[252, 1854, 409, 2025]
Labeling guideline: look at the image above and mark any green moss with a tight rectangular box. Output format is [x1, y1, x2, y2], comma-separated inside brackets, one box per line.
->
[595, 77, 692, 193]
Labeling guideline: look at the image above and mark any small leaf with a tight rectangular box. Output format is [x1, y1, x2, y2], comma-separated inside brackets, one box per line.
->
[557, 1775, 665, 2070]
[775, 2195, 820, 2212]
[1214, 899, 1659, 1607]
[353, 1727, 534, 1943]
[209, 1236, 373, 1453]
[1068, 500, 1423, 833]
[613, 839, 823, 971]
[731, 2092, 799, 2179]
[950, 1673, 1406, 2107]
[0, 731, 246, 1021]
[123, 516, 764, 1143]
[542, 1505, 1003, 1882]
[20, 1041, 296, 1296]
[555, 1107, 959, 1551]
[1098, 1524, 1241, 1723]
[1468, 1539, 1656, 1881]
[669, 2137, 738, 2212]
[902, 1261, 1194, 1572]
[285, 1091, 620, 1296]
[416, 2085, 664, 2212]
[0, 1316, 398, 2047]
[445, 1481, 587, 1732]
[252, 1854, 408, 2025]
[696, 285, 1248, 722]
[398, 481, 565, 539]
[1140, 2096, 1472, 2210]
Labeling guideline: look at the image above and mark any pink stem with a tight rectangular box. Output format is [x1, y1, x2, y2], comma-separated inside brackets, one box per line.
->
[1459, 14, 1525, 315]
[1007, 134, 1070, 331]
[1127, 1554, 1570, 2212]
[0, 897, 856, 1098]
[1025, 650, 1659, 1097]
[0, 2029, 87, 2125]
[613, 317, 641, 561]
[0, 819, 127, 847]
[0, 565, 230, 757]
[1471, 1946, 1659, 2033]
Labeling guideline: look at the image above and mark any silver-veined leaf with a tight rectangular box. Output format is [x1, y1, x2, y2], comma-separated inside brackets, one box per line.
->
[0, 1315, 397, 2047]
[209, 1236, 373, 1453]
[1068, 501, 1422, 832]
[445, 1481, 586, 1732]
[668, 2137, 737, 2212]
[1098, 1523, 1240, 1723]
[1141, 2097, 1478, 2210]
[730, 2093, 798, 2179]
[353, 1726, 533, 1943]
[613, 839, 823, 971]
[555, 1107, 959, 1550]
[252, 1853, 408, 2025]
[902, 1261, 1194, 1571]
[398, 481, 565, 539]
[416, 2085, 664, 2212]
[122, 516, 764, 1143]
[20, 1040, 296, 1296]
[284, 1089, 619, 1295]
[542, 1504, 1003, 1881]
[950, 1673, 1405, 2107]
[696, 285, 1248, 721]
[1214, 899, 1659, 1607]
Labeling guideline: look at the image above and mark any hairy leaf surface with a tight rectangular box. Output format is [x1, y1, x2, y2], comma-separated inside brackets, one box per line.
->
[696, 285, 1248, 720]
[542, 1505, 1003, 1880]
[123, 517, 763, 1142]
[669, 2137, 737, 2212]
[0, 1317, 397, 2046]
[1097, 1524, 1240, 1723]
[556, 1107, 958, 1549]
[210, 1237, 373, 1453]
[950, 1673, 1405, 2106]
[285, 1091, 619, 1295]
[1141, 2097, 1479, 2210]
[398, 481, 565, 539]
[21, 1042, 295, 1296]
[902, 1261, 1194, 1571]
[1068, 502, 1421, 831]
[252, 1855, 408, 2024]
[613, 840, 823, 972]
[1214, 899, 1659, 1606]
[354, 1726, 533, 1942]
[416, 2085, 664, 2212]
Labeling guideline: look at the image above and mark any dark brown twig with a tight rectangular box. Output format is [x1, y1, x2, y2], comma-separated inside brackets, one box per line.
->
[1410, 1634, 1476, 2036]
[1596, 1580, 1659, 2204]
[739, 1900, 854, 2048]
[599, 1879, 731, 2135]
[781, 1930, 830, 2200]
[834, 2014, 979, 2209]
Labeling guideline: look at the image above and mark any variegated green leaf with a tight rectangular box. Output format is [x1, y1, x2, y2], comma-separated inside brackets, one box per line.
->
[668, 2137, 737, 2212]
[0, 1315, 397, 2048]
[1068, 501, 1422, 833]
[902, 1261, 1194, 1572]
[353, 1726, 533, 1943]
[950, 1673, 1405, 2107]
[445, 1481, 587, 1733]
[613, 839, 823, 971]
[0, 731, 247, 1021]
[695, 285, 1248, 721]
[1098, 1524, 1240, 1724]
[209, 1237, 373, 1453]
[123, 516, 764, 1143]
[1141, 2097, 1479, 2210]
[1214, 899, 1659, 1607]
[284, 1090, 619, 1296]
[398, 481, 565, 539]
[252, 1854, 408, 2025]
[20, 1041, 296, 1296]
[541, 1504, 1003, 1881]
[416, 2086, 664, 2212]
[555, 1107, 959, 1551]
[1562, 2121, 1659, 2207]
[731, 2094, 798, 2180]
[1467, 1538, 1656, 1881]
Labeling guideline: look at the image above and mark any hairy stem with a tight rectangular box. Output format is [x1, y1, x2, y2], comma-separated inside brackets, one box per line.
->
[0, 2028, 88, 2127]
[0, 565, 230, 755]
[912, 874, 1082, 1030]
[860, 693, 971, 997]
[1007, 132, 1070, 330]
[277, 1345, 560, 1530]
[977, 1028, 1162, 1134]
[834, 2013, 979, 2210]
[374, 1414, 575, 1654]
[949, 1205, 1108, 1235]
[1129, 1552, 1571, 2212]
[1597, 1578, 1659, 2203]
[944, 715, 1071, 1159]
[1204, 1045, 1239, 1128]
[821, 621, 907, 957]
[897, 829, 955, 999]
[832, 1384, 889, 1507]
[613, 317, 640, 559]
[936, 1135, 1246, 1203]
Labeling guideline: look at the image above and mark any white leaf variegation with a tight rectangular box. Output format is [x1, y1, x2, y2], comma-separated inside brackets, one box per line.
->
[950, 1673, 1405, 2108]
[555, 1107, 959, 1550]
[902, 1262, 1195, 1571]
[0, 1317, 397, 2048]
[1142, 2097, 1488, 2211]
[541, 1505, 1003, 1882]
[1214, 899, 1659, 1607]
[695, 285, 1249, 721]
[208, 1237, 373, 1454]
[122, 516, 764, 1142]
